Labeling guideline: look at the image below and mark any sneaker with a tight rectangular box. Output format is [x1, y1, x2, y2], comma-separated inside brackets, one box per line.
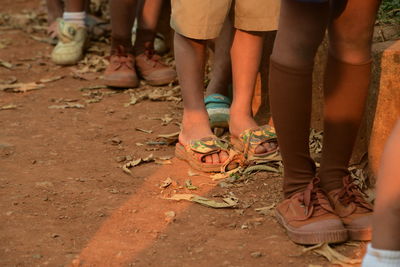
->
[51, 19, 87, 65]
[135, 46, 176, 86]
[328, 175, 373, 241]
[275, 177, 348, 245]
[103, 46, 139, 88]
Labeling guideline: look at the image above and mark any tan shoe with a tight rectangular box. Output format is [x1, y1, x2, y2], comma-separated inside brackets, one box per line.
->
[103, 46, 139, 88]
[328, 175, 373, 241]
[275, 178, 348, 245]
[135, 47, 176, 86]
[51, 19, 87, 65]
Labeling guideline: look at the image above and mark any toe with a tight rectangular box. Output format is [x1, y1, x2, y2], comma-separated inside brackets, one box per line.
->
[254, 144, 267, 154]
[219, 151, 229, 163]
[204, 155, 213, 164]
[211, 153, 220, 164]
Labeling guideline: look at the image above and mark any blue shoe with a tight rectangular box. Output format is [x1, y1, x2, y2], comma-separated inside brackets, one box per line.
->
[204, 93, 231, 129]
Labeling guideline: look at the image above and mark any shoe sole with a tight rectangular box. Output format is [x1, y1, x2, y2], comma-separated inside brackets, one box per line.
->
[275, 210, 348, 245]
[145, 77, 176, 86]
[104, 79, 139, 89]
[348, 227, 371, 241]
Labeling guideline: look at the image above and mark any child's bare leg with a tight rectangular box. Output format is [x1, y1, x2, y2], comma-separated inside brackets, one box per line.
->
[46, 0, 63, 24]
[135, 0, 161, 52]
[174, 33, 228, 164]
[64, 0, 86, 12]
[372, 119, 400, 250]
[229, 29, 276, 153]
[110, 0, 137, 52]
[206, 18, 234, 98]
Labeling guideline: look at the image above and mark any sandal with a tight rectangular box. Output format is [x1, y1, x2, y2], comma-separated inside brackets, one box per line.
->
[231, 125, 280, 163]
[175, 136, 240, 173]
[204, 93, 231, 129]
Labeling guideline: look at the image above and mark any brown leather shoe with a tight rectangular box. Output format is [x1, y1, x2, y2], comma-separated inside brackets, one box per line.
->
[103, 46, 139, 88]
[275, 178, 348, 245]
[328, 175, 373, 241]
[135, 47, 176, 86]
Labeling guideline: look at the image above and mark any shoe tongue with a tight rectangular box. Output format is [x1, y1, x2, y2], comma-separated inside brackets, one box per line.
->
[58, 20, 78, 43]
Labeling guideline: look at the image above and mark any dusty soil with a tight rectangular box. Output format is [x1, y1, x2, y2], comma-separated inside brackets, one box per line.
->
[0, 1, 366, 266]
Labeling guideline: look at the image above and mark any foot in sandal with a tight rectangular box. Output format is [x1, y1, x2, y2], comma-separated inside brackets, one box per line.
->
[229, 114, 279, 162]
[176, 112, 238, 172]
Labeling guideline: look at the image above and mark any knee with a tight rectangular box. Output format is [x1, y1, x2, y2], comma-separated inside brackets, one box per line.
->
[329, 29, 373, 64]
[271, 36, 322, 68]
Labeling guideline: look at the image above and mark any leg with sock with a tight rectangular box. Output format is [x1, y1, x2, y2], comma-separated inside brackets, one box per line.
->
[320, 0, 381, 241]
[134, 0, 176, 86]
[269, 0, 348, 244]
[51, 0, 87, 65]
[103, 0, 139, 88]
[362, 120, 400, 266]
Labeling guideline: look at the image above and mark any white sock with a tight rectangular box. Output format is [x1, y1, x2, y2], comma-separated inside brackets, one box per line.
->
[63, 12, 86, 27]
[362, 244, 400, 267]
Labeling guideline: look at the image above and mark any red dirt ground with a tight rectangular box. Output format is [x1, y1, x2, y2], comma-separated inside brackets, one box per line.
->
[0, 1, 366, 266]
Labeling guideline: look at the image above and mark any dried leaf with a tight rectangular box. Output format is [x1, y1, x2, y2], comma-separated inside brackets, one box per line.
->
[188, 169, 200, 177]
[210, 167, 241, 181]
[303, 243, 361, 267]
[160, 177, 173, 188]
[158, 131, 180, 139]
[166, 194, 238, 208]
[184, 180, 198, 190]
[0, 82, 44, 92]
[39, 75, 64, 83]
[243, 165, 279, 174]
[122, 158, 142, 174]
[0, 59, 12, 69]
[0, 104, 17, 110]
[135, 128, 153, 134]
[136, 143, 144, 146]
[255, 203, 276, 215]
[79, 85, 107, 91]
[48, 103, 85, 109]
[155, 159, 172, 165]
[0, 76, 17, 85]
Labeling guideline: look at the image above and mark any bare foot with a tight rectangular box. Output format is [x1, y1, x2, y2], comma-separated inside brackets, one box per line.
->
[179, 112, 229, 164]
[229, 113, 277, 154]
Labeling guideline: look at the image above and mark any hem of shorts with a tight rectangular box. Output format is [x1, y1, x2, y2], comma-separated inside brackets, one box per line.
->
[170, 20, 222, 40]
[234, 16, 278, 32]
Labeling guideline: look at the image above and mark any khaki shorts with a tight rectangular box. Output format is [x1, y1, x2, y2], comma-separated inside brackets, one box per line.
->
[171, 0, 280, 39]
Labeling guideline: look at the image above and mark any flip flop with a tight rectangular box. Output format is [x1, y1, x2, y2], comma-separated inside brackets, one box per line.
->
[204, 93, 231, 129]
[231, 125, 280, 163]
[175, 136, 241, 173]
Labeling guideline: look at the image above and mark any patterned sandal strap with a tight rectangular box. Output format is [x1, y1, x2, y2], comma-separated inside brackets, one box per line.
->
[188, 136, 229, 155]
[239, 125, 277, 154]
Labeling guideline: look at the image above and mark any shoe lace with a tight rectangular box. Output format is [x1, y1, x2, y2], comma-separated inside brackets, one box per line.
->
[142, 44, 166, 68]
[337, 175, 373, 210]
[108, 46, 134, 71]
[299, 178, 334, 218]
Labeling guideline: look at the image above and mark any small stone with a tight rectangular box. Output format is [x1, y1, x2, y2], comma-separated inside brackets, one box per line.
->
[110, 137, 122, 145]
[250, 251, 263, 258]
[165, 211, 176, 223]
[32, 254, 43, 259]
[115, 156, 126, 163]
[51, 233, 59, 238]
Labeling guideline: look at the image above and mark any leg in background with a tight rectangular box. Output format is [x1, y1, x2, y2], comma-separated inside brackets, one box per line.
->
[103, 0, 139, 88]
[206, 18, 234, 98]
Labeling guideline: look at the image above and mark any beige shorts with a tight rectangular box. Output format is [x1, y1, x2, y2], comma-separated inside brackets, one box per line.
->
[171, 0, 280, 40]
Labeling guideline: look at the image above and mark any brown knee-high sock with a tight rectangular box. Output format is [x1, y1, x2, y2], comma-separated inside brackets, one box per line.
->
[110, 0, 137, 53]
[319, 54, 371, 192]
[269, 59, 316, 198]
